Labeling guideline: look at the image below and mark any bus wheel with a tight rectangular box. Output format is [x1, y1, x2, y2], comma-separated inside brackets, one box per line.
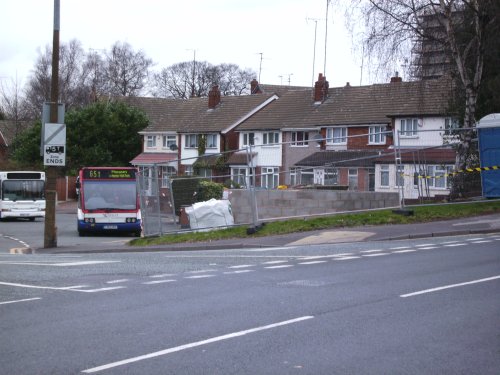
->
[78, 230, 85, 237]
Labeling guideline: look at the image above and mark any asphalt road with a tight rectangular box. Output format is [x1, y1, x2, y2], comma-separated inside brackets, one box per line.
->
[1, 235, 499, 374]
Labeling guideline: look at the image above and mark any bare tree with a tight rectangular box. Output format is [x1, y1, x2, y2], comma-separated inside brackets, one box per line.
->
[0, 76, 30, 122]
[23, 39, 95, 118]
[104, 42, 153, 96]
[344, 0, 497, 174]
[152, 61, 256, 99]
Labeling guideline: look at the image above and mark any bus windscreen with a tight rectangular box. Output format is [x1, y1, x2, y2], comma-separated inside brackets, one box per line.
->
[83, 180, 137, 210]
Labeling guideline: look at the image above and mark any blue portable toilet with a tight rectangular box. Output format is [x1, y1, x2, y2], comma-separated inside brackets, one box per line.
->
[477, 113, 500, 198]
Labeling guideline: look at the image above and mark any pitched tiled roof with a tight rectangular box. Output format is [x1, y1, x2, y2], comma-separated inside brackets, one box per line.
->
[130, 152, 177, 165]
[237, 75, 454, 131]
[119, 94, 277, 134]
[295, 150, 388, 167]
[375, 147, 456, 164]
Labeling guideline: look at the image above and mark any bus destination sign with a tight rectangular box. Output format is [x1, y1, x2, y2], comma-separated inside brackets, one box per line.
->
[83, 169, 136, 179]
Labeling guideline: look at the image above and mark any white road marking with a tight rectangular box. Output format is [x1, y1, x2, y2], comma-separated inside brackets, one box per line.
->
[106, 279, 129, 284]
[0, 281, 88, 291]
[331, 253, 354, 257]
[264, 265, 294, 269]
[142, 280, 176, 285]
[470, 240, 492, 244]
[415, 244, 435, 247]
[362, 253, 389, 257]
[184, 275, 216, 279]
[444, 243, 466, 247]
[297, 256, 329, 260]
[334, 256, 361, 260]
[361, 249, 384, 253]
[228, 265, 254, 269]
[149, 274, 175, 278]
[441, 241, 459, 244]
[298, 261, 328, 265]
[67, 286, 126, 293]
[466, 238, 485, 241]
[186, 269, 217, 274]
[0, 297, 41, 305]
[400, 275, 500, 298]
[417, 246, 438, 250]
[82, 316, 314, 374]
[392, 249, 418, 254]
[242, 246, 296, 252]
[0, 260, 120, 267]
[223, 270, 254, 274]
[261, 260, 289, 265]
[389, 246, 410, 250]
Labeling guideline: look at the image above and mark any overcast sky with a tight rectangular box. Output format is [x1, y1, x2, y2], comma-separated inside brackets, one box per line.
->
[1, 0, 368, 90]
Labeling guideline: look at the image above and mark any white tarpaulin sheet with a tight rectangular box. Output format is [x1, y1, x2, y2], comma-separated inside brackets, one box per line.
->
[185, 199, 234, 230]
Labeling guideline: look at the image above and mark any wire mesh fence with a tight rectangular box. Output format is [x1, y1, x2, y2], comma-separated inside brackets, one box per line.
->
[137, 126, 493, 237]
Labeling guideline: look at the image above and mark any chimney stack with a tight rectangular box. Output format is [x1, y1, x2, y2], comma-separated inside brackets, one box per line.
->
[314, 73, 329, 102]
[390, 72, 402, 83]
[208, 85, 221, 109]
[250, 79, 262, 94]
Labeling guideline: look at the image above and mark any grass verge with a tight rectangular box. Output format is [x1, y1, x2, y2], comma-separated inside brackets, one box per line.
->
[130, 200, 500, 247]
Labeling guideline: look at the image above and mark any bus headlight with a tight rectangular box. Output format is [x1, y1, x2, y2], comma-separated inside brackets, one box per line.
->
[126, 218, 137, 223]
[84, 218, 95, 223]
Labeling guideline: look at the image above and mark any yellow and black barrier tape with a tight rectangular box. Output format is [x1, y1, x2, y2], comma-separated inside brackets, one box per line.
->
[401, 165, 499, 180]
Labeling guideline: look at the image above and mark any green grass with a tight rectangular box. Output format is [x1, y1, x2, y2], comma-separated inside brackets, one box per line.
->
[129, 200, 500, 247]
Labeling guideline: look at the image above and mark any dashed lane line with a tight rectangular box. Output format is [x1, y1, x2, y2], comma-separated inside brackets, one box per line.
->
[0, 297, 41, 305]
[142, 280, 176, 285]
[264, 265, 294, 269]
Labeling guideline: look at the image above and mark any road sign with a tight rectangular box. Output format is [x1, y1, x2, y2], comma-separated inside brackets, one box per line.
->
[44, 123, 66, 166]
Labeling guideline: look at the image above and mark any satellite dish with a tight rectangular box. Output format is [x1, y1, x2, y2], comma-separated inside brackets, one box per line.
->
[169, 144, 178, 151]
[312, 134, 324, 144]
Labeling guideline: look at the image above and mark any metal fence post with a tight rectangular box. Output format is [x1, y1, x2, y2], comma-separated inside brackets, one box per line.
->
[247, 144, 258, 229]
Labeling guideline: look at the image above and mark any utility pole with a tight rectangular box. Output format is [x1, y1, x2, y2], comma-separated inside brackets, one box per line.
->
[306, 18, 321, 87]
[257, 52, 263, 82]
[44, 0, 60, 248]
[323, 0, 330, 78]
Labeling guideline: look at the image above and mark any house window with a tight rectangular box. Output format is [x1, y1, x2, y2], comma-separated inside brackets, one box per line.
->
[146, 135, 156, 148]
[444, 117, 459, 135]
[426, 165, 454, 188]
[326, 127, 347, 144]
[299, 168, 314, 185]
[261, 167, 279, 189]
[291, 131, 309, 146]
[242, 132, 255, 146]
[324, 167, 338, 185]
[197, 168, 212, 179]
[231, 167, 254, 188]
[380, 165, 390, 187]
[395, 165, 404, 187]
[289, 167, 298, 185]
[348, 168, 358, 190]
[162, 135, 177, 149]
[400, 118, 418, 137]
[185, 134, 198, 148]
[263, 132, 279, 145]
[369, 126, 387, 144]
[184, 165, 193, 176]
[206, 134, 217, 148]
[161, 166, 176, 187]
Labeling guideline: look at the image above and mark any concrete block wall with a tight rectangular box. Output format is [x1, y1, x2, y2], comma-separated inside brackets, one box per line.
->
[228, 189, 400, 224]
